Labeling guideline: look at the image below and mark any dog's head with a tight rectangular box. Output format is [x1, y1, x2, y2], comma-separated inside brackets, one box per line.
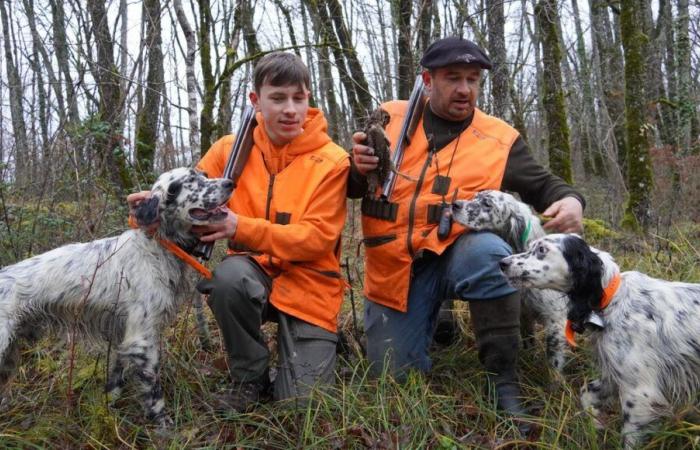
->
[134, 168, 234, 247]
[452, 190, 537, 250]
[500, 234, 612, 332]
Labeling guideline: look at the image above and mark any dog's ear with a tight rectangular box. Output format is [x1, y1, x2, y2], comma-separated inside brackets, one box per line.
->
[165, 180, 183, 206]
[562, 235, 604, 327]
[134, 196, 160, 226]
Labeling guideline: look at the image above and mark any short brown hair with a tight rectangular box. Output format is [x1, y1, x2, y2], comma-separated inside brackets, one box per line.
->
[253, 52, 311, 93]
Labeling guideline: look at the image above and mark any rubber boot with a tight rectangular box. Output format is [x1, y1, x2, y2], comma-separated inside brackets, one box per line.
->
[433, 300, 459, 346]
[470, 292, 532, 436]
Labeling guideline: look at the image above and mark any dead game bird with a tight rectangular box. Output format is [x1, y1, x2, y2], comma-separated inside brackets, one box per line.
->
[363, 108, 416, 197]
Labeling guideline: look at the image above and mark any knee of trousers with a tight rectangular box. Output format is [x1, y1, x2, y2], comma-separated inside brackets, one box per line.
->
[206, 256, 269, 313]
[445, 231, 517, 300]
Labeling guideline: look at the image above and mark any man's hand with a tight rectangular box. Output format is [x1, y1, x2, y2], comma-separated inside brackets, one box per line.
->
[192, 209, 238, 243]
[352, 131, 379, 175]
[126, 190, 160, 233]
[542, 196, 584, 233]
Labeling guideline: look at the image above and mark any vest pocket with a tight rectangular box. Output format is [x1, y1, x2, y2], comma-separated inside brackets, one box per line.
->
[362, 234, 397, 248]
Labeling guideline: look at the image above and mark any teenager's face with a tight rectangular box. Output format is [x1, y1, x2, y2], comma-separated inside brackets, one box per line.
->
[250, 83, 310, 146]
[422, 64, 481, 121]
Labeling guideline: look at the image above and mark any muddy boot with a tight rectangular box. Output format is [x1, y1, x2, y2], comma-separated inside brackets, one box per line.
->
[470, 292, 532, 436]
[215, 370, 272, 413]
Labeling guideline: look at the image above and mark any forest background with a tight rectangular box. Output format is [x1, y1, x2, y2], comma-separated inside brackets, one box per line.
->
[0, 0, 699, 448]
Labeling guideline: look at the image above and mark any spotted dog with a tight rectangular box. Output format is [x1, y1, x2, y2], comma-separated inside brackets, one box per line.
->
[451, 190, 569, 372]
[500, 234, 700, 449]
[0, 168, 233, 426]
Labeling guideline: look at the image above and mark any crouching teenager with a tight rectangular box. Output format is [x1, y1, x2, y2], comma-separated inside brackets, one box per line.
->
[131, 52, 350, 411]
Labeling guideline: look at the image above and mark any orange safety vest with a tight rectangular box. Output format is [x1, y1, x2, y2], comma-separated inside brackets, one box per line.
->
[362, 102, 519, 312]
[198, 108, 350, 332]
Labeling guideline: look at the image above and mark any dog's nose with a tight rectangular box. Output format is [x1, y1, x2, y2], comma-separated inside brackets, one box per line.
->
[499, 258, 512, 271]
[222, 179, 234, 189]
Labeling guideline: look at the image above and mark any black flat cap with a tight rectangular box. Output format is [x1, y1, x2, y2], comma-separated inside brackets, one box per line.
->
[420, 37, 492, 70]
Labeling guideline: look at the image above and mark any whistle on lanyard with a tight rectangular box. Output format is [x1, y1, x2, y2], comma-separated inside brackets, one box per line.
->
[437, 190, 459, 241]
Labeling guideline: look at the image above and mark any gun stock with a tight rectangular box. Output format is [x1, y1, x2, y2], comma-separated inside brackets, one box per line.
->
[193, 105, 257, 260]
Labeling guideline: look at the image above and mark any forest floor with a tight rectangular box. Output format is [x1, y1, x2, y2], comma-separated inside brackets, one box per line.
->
[0, 202, 698, 449]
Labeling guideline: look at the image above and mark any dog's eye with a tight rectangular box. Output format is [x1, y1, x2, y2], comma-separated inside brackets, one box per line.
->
[536, 244, 547, 256]
[482, 198, 492, 209]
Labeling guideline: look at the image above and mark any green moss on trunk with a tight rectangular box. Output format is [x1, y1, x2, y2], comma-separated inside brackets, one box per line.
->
[620, 0, 654, 231]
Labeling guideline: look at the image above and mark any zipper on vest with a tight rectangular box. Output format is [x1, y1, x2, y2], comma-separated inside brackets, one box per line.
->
[265, 174, 275, 220]
[265, 174, 276, 268]
[407, 151, 434, 257]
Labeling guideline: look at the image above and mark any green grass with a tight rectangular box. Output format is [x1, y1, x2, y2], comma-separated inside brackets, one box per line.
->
[0, 220, 698, 448]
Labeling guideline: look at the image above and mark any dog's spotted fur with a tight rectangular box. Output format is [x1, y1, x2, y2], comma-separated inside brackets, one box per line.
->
[452, 190, 569, 372]
[501, 234, 700, 448]
[0, 168, 232, 426]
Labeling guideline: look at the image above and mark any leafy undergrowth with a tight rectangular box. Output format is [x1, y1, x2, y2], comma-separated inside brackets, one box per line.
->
[0, 227, 698, 448]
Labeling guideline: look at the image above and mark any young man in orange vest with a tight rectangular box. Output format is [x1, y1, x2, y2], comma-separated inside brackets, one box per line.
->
[348, 37, 584, 431]
[129, 52, 350, 411]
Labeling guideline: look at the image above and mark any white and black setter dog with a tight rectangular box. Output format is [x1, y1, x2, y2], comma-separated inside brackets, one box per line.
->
[500, 233, 700, 448]
[452, 190, 569, 373]
[0, 168, 232, 426]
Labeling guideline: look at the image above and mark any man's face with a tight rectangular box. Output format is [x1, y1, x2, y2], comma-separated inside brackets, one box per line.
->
[250, 83, 310, 147]
[422, 64, 481, 121]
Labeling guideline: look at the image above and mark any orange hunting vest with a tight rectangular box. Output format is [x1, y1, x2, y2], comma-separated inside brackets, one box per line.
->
[362, 102, 519, 312]
[198, 109, 350, 332]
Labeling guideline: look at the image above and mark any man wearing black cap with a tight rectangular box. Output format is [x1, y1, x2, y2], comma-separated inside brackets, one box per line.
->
[347, 36, 584, 431]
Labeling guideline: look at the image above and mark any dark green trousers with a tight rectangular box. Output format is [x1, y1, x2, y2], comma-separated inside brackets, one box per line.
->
[198, 255, 337, 400]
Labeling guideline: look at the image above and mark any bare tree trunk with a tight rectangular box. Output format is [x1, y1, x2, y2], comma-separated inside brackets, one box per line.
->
[571, 0, 604, 175]
[161, 93, 177, 171]
[198, 0, 216, 154]
[303, 0, 342, 141]
[642, 0, 666, 148]
[134, 0, 164, 183]
[486, 0, 509, 120]
[173, 0, 199, 158]
[535, 0, 573, 183]
[23, 0, 65, 127]
[216, 0, 241, 137]
[392, 0, 414, 99]
[239, 0, 261, 58]
[324, 0, 372, 118]
[0, 0, 29, 184]
[303, 0, 364, 124]
[660, 0, 677, 148]
[86, 0, 131, 190]
[415, 0, 433, 57]
[272, 0, 301, 56]
[590, 0, 627, 173]
[620, 0, 653, 230]
[49, 0, 80, 125]
[377, 0, 393, 99]
[23, 3, 49, 153]
[675, 0, 693, 153]
[299, 1, 319, 107]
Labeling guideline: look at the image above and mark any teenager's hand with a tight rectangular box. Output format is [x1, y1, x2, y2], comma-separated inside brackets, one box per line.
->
[127, 190, 160, 233]
[192, 209, 238, 242]
[352, 131, 379, 175]
[543, 197, 584, 233]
